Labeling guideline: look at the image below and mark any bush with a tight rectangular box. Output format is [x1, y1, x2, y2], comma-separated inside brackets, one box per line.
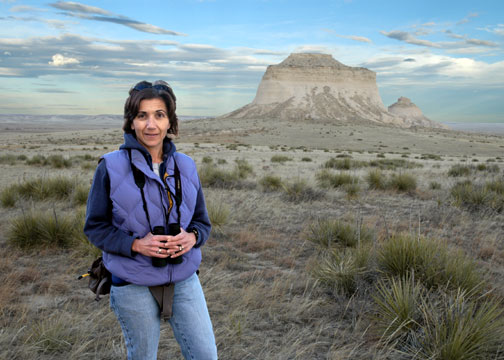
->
[73, 184, 90, 206]
[421, 153, 442, 161]
[366, 169, 386, 190]
[448, 164, 472, 177]
[388, 173, 417, 192]
[281, 179, 324, 202]
[344, 183, 360, 199]
[207, 200, 230, 231]
[368, 159, 423, 170]
[234, 159, 253, 179]
[259, 175, 284, 192]
[8, 209, 79, 249]
[315, 170, 359, 189]
[450, 181, 504, 212]
[26, 154, 46, 165]
[373, 275, 423, 343]
[202, 156, 213, 164]
[45, 155, 71, 168]
[323, 158, 364, 170]
[301, 157, 312, 162]
[200, 160, 254, 188]
[429, 181, 442, 190]
[0, 154, 17, 165]
[271, 155, 291, 163]
[310, 248, 364, 295]
[0, 188, 17, 207]
[377, 233, 484, 292]
[307, 219, 373, 248]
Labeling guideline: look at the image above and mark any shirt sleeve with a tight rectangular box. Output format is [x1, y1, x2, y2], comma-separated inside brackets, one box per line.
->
[84, 160, 138, 257]
[187, 176, 212, 248]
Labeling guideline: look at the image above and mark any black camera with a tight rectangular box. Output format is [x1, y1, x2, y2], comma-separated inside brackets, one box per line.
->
[152, 224, 183, 267]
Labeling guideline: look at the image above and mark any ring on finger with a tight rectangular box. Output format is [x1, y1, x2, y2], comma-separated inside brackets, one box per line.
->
[157, 248, 162, 254]
[178, 245, 183, 252]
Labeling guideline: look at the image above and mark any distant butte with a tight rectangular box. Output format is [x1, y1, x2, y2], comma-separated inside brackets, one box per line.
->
[388, 97, 447, 129]
[220, 53, 446, 129]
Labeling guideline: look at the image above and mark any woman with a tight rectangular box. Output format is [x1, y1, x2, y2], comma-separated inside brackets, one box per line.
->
[84, 80, 217, 360]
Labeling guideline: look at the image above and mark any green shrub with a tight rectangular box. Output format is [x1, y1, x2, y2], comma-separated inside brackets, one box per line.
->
[234, 159, 253, 179]
[281, 179, 324, 202]
[448, 164, 472, 177]
[310, 249, 363, 295]
[0, 154, 18, 165]
[344, 183, 360, 199]
[207, 200, 230, 231]
[271, 155, 291, 163]
[8, 210, 79, 248]
[73, 184, 90, 206]
[301, 157, 312, 162]
[259, 175, 283, 192]
[323, 158, 364, 170]
[26, 154, 46, 165]
[45, 155, 71, 168]
[368, 158, 423, 170]
[373, 275, 423, 343]
[366, 169, 386, 190]
[429, 181, 442, 190]
[378, 233, 484, 292]
[388, 173, 417, 192]
[315, 170, 359, 189]
[202, 156, 213, 164]
[421, 153, 442, 161]
[417, 293, 504, 360]
[199, 165, 239, 188]
[307, 219, 373, 248]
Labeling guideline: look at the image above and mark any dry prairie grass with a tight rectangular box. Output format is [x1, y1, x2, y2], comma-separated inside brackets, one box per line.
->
[1, 123, 504, 359]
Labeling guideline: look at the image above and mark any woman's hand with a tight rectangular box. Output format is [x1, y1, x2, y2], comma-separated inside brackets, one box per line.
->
[131, 232, 172, 258]
[131, 228, 196, 258]
[162, 228, 197, 259]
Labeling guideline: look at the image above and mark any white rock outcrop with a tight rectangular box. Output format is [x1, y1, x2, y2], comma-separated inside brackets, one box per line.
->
[388, 97, 447, 129]
[221, 53, 403, 125]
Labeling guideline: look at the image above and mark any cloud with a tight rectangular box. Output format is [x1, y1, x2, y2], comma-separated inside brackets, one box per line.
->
[322, 28, 372, 43]
[457, 12, 478, 25]
[445, 30, 465, 39]
[49, 1, 186, 36]
[10, 5, 47, 12]
[380, 30, 440, 47]
[49, 54, 80, 66]
[466, 38, 498, 47]
[49, 1, 111, 15]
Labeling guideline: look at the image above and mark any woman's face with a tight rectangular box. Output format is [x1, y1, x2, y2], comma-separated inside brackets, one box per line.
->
[131, 98, 170, 157]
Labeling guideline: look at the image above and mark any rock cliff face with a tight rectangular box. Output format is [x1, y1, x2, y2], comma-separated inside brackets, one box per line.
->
[388, 97, 447, 129]
[221, 53, 403, 125]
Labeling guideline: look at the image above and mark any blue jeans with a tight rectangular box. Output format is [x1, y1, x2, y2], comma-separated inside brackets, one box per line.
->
[110, 273, 217, 360]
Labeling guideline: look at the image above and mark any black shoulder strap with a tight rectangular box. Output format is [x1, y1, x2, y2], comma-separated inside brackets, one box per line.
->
[128, 149, 152, 231]
[173, 157, 182, 223]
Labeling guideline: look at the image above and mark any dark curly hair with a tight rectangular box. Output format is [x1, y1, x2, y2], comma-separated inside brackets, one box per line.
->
[122, 80, 179, 136]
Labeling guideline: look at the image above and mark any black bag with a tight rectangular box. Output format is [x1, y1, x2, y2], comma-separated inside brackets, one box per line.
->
[79, 256, 112, 301]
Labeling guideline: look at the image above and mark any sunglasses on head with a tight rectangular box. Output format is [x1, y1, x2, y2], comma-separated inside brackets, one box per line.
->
[129, 81, 175, 100]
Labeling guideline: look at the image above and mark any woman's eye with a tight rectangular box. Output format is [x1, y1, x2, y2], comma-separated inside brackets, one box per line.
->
[156, 113, 166, 118]
[137, 113, 145, 119]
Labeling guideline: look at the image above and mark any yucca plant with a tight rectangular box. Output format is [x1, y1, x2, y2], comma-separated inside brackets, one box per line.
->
[416, 291, 504, 360]
[307, 219, 373, 248]
[259, 175, 284, 192]
[366, 169, 386, 190]
[373, 275, 424, 344]
[310, 248, 366, 295]
[206, 199, 230, 232]
[387, 173, 417, 192]
[8, 209, 78, 249]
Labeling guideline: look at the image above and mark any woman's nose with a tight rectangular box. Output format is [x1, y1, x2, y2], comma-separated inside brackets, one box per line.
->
[146, 116, 156, 128]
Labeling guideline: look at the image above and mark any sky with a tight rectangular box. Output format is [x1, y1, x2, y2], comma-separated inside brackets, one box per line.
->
[0, 0, 503, 123]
